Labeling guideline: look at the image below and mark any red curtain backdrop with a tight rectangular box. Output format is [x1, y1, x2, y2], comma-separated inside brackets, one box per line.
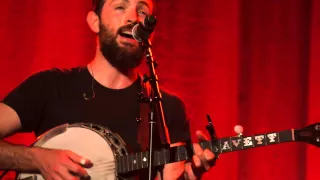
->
[0, 0, 319, 179]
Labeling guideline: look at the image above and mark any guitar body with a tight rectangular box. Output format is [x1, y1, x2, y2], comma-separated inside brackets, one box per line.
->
[16, 123, 128, 180]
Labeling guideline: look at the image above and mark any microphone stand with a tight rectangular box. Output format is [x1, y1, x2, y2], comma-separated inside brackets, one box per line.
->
[139, 38, 171, 180]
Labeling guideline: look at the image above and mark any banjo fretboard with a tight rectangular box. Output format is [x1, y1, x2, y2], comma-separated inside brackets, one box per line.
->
[116, 130, 294, 173]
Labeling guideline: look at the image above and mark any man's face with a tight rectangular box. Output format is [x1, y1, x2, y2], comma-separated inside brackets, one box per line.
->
[98, 0, 153, 73]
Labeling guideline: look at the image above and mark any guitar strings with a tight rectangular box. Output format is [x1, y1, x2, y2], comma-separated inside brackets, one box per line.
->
[89, 160, 116, 174]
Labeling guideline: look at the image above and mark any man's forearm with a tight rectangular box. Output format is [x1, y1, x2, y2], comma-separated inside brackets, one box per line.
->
[0, 140, 38, 171]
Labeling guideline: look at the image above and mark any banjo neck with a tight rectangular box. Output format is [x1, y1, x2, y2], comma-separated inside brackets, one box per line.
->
[116, 123, 320, 174]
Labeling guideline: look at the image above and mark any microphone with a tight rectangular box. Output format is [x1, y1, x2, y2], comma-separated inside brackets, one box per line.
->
[132, 15, 157, 42]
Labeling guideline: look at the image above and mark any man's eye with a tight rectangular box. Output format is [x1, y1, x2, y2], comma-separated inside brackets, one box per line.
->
[115, 6, 125, 10]
[138, 10, 147, 16]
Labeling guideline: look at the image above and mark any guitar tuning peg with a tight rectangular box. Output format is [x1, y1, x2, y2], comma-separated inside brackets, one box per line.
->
[234, 125, 243, 137]
[206, 114, 217, 140]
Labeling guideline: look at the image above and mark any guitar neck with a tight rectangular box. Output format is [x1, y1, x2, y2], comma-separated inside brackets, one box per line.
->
[116, 129, 295, 174]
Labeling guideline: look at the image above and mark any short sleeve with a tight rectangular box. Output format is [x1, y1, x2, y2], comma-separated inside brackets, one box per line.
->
[164, 94, 191, 144]
[2, 70, 54, 132]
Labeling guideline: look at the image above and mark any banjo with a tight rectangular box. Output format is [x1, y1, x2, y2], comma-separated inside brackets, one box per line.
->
[16, 122, 320, 180]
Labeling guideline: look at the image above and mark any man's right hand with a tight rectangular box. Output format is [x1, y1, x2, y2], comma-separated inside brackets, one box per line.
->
[31, 147, 92, 180]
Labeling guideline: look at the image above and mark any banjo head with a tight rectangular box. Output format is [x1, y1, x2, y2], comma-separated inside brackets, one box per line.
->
[17, 123, 128, 180]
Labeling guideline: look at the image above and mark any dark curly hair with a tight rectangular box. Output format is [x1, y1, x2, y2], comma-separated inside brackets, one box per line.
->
[92, 0, 105, 15]
[92, 0, 155, 16]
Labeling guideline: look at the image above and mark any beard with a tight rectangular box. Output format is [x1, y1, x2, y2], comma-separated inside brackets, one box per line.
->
[99, 23, 144, 74]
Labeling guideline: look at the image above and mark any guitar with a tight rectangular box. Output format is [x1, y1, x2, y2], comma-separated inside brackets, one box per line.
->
[16, 122, 320, 180]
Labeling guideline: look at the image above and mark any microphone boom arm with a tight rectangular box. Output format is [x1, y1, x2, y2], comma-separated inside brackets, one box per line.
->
[136, 15, 172, 180]
[143, 38, 171, 180]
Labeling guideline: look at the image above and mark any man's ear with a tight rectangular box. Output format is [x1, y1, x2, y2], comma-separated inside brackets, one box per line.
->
[87, 11, 100, 33]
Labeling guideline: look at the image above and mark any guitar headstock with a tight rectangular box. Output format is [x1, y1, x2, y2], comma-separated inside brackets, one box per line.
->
[294, 123, 320, 147]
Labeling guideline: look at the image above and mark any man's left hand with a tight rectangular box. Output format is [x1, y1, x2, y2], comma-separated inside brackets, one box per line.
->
[184, 130, 216, 180]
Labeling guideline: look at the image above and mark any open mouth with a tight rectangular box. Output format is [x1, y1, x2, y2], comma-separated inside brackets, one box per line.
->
[119, 31, 134, 39]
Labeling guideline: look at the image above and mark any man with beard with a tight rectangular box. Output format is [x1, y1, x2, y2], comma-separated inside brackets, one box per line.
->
[0, 0, 215, 179]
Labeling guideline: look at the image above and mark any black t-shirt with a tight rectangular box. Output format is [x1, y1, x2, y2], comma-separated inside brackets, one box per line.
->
[2, 66, 190, 153]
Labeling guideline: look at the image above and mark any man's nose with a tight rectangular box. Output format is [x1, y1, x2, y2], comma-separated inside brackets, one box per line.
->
[125, 8, 140, 24]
